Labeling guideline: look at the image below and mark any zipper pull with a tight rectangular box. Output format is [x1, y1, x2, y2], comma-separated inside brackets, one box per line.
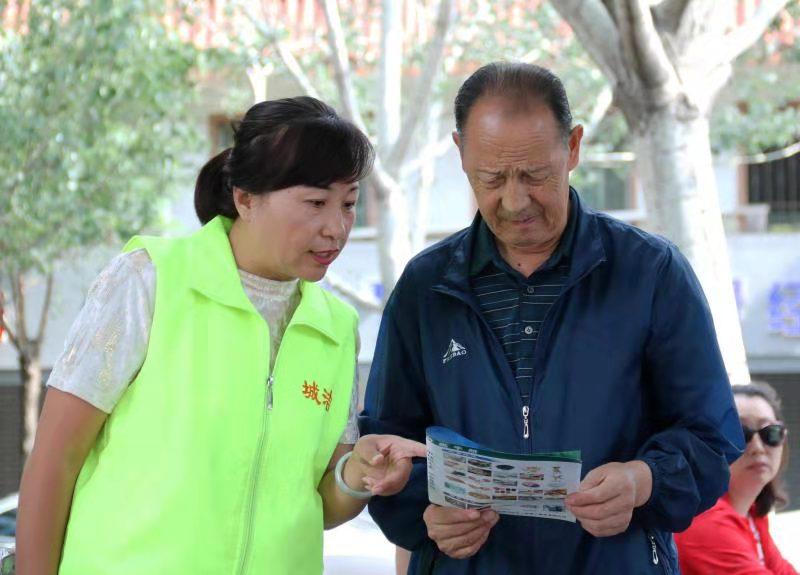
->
[266, 375, 274, 410]
[522, 405, 530, 439]
[649, 534, 659, 565]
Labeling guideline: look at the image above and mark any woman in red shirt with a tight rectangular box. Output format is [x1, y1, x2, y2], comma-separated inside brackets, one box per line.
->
[675, 381, 795, 574]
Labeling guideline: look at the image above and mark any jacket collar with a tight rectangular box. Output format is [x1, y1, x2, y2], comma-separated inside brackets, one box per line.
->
[434, 188, 606, 297]
[187, 216, 341, 345]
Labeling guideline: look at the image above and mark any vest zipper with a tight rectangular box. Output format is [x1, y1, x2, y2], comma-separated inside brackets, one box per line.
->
[237, 376, 271, 575]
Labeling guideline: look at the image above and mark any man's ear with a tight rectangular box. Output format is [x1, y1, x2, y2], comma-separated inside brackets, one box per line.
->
[567, 124, 583, 172]
[453, 130, 465, 167]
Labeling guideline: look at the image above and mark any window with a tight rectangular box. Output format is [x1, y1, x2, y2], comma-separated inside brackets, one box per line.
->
[748, 150, 800, 227]
[572, 163, 634, 212]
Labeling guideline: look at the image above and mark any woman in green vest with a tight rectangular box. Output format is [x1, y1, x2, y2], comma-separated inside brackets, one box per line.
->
[16, 96, 425, 575]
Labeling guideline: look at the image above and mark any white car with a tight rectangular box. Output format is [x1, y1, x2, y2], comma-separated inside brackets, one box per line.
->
[0, 492, 15, 546]
[0, 492, 16, 574]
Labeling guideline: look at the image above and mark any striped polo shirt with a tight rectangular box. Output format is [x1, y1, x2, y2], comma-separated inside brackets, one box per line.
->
[469, 201, 577, 403]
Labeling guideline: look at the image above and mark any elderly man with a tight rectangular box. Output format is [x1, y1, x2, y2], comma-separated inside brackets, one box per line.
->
[360, 62, 744, 574]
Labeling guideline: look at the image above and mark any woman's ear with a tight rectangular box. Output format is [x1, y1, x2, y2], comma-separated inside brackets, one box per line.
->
[232, 187, 254, 222]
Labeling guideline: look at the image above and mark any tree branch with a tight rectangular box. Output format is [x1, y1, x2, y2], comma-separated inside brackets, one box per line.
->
[11, 271, 29, 350]
[377, 0, 403, 152]
[246, 64, 270, 102]
[35, 273, 54, 344]
[368, 155, 402, 204]
[652, 0, 690, 35]
[718, 0, 790, 66]
[274, 42, 321, 99]
[674, 0, 724, 46]
[411, 101, 442, 253]
[399, 132, 453, 177]
[665, 0, 730, 68]
[581, 84, 614, 142]
[368, 159, 413, 293]
[614, 0, 680, 96]
[239, 2, 321, 99]
[0, 287, 20, 351]
[549, 0, 629, 85]
[317, 0, 368, 133]
[386, 0, 455, 171]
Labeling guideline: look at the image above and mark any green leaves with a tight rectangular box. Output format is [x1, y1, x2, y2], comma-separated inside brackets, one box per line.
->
[712, 31, 800, 155]
[0, 0, 201, 274]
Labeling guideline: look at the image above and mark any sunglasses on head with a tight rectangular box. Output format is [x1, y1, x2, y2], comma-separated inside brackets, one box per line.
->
[742, 423, 786, 447]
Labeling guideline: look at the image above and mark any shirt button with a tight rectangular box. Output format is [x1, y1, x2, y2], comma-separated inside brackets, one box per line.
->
[526, 286, 535, 294]
[524, 326, 534, 335]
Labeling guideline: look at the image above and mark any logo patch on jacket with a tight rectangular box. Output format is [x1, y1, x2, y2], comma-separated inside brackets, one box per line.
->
[442, 339, 467, 364]
[302, 380, 333, 411]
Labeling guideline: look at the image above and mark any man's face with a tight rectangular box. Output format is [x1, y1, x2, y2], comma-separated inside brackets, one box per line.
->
[455, 96, 582, 255]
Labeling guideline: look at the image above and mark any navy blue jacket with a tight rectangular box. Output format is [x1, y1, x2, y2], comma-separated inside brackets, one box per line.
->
[360, 192, 744, 574]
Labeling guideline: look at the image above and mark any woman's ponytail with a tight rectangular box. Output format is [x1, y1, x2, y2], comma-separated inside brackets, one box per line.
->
[194, 148, 238, 224]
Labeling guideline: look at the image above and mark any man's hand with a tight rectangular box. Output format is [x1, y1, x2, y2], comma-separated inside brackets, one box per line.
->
[344, 434, 426, 497]
[565, 460, 652, 537]
[423, 504, 499, 559]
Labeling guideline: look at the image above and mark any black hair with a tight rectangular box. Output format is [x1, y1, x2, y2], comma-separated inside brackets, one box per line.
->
[732, 380, 791, 516]
[454, 61, 573, 142]
[195, 96, 374, 224]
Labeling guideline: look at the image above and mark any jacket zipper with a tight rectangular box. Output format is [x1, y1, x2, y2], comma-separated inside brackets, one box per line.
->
[440, 259, 605, 448]
[522, 405, 530, 439]
[528, 259, 605, 422]
[516, 239, 606, 447]
[648, 532, 659, 566]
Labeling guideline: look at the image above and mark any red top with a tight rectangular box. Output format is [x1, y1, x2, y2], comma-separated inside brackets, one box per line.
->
[675, 494, 797, 575]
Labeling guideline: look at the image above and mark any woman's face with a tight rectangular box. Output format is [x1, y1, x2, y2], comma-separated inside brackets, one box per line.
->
[235, 181, 359, 282]
[729, 394, 784, 497]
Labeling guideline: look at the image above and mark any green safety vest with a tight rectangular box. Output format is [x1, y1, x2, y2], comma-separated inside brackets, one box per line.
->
[59, 216, 357, 575]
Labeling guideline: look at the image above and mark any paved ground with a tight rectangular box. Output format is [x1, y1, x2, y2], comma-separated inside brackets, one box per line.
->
[323, 511, 395, 575]
[324, 508, 800, 574]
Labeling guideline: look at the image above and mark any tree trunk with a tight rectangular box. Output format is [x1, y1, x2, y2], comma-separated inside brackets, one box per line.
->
[20, 347, 42, 458]
[411, 156, 434, 254]
[633, 103, 750, 384]
[547, 0, 793, 386]
[410, 100, 442, 253]
[378, 0, 403, 152]
[371, 169, 414, 297]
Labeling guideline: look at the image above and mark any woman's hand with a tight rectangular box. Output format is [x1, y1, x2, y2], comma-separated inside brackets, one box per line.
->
[343, 434, 426, 496]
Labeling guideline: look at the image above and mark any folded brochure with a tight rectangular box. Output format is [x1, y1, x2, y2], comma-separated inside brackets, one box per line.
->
[426, 426, 582, 522]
